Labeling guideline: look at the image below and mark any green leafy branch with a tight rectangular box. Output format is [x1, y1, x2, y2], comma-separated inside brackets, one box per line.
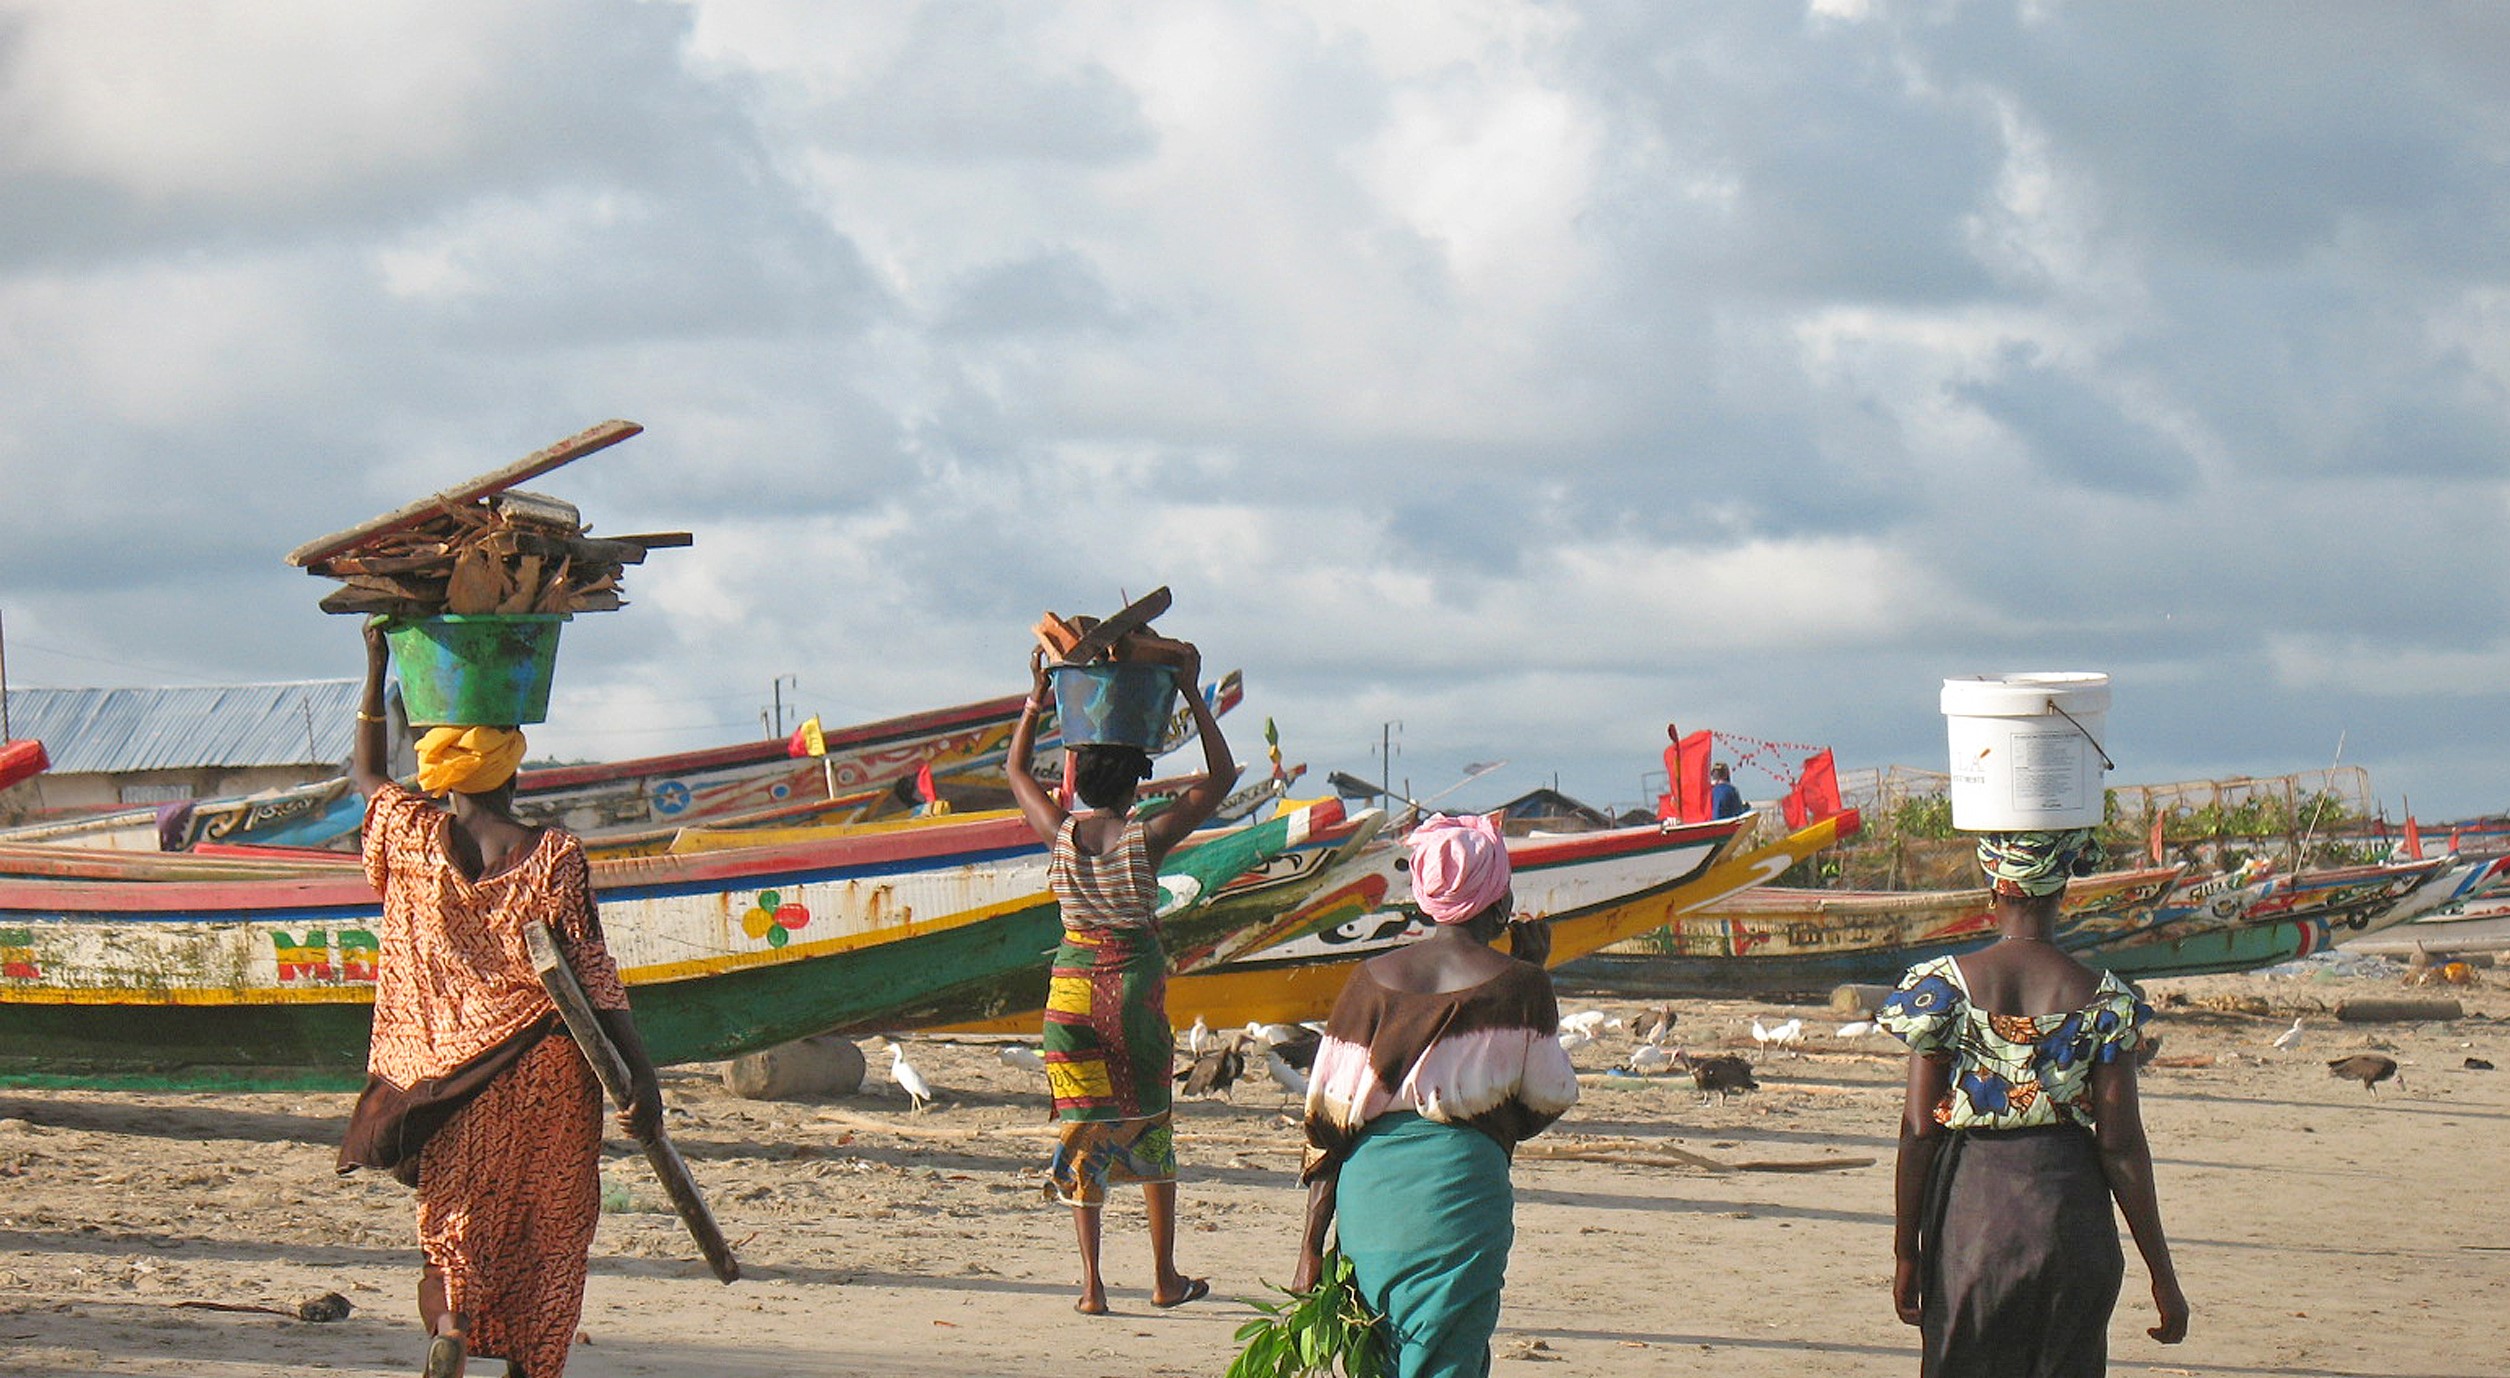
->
[1225, 1250, 1391, 1378]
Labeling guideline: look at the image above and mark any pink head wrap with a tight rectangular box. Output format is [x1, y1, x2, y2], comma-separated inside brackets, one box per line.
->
[1407, 812, 1513, 925]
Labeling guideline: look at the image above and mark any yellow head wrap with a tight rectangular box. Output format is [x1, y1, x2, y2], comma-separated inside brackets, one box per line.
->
[415, 727, 528, 795]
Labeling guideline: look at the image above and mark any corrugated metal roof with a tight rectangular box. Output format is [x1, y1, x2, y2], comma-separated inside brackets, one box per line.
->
[0, 681, 359, 774]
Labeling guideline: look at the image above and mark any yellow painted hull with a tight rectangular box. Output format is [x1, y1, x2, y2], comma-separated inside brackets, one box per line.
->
[933, 812, 1856, 1034]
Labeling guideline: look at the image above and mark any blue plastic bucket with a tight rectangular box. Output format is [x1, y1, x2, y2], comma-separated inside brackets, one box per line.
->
[1050, 662, 1180, 753]
[386, 614, 567, 727]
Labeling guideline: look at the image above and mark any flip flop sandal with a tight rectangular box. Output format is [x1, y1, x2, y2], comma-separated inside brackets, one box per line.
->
[422, 1332, 466, 1378]
[1153, 1277, 1210, 1309]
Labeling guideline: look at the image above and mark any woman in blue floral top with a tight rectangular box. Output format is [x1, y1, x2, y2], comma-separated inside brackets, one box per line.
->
[1879, 828, 2189, 1376]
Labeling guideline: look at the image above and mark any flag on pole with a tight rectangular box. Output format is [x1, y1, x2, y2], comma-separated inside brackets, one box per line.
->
[787, 715, 826, 759]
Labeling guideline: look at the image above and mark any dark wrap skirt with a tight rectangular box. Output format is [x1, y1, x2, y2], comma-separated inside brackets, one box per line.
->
[1920, 1124, 2123, 1378]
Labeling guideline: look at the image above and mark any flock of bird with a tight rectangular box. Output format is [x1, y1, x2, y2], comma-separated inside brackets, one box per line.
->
[866, 1006, 2429, 1112]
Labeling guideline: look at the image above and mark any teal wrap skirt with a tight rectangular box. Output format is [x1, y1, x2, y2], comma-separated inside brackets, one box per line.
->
[1335, 1112, 1514, 1378]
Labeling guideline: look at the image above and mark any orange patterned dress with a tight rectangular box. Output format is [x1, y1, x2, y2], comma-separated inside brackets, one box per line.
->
[338, 783, 629, 1378]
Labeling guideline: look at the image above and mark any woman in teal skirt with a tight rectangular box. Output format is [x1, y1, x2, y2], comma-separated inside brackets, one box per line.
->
[1297, 813, 1581, 1376]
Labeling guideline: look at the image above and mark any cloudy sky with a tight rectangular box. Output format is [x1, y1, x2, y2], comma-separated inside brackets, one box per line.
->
[2, 0, 2506, 819]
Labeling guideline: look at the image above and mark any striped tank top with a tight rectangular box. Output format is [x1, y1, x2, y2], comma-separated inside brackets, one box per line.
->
[1048, 815, 1159, 931]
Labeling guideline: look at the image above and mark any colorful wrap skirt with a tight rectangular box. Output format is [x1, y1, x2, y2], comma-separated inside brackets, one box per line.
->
[1042, 922, 1175, 1207]
[1336, 1112, 1514, 1378]
[1920, 1124, 2123, 1378]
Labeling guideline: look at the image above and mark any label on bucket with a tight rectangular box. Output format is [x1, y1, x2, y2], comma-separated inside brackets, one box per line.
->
[2008, 730, 2085, 811]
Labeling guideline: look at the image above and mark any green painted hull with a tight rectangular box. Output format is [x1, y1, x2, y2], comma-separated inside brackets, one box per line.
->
[0, 806, 1306, 1092]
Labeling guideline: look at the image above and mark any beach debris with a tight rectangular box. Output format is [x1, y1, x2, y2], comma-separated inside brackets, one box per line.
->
[722, 1035, 866, 1100]
[1676, 1051, 1759, 1099]
[2271, 1017, 2306, 1052]
[1631, 1003, 1677, 1046]
[2334, 997, 2463, 1023]
[879, 1039, 936, 1113]
[172, 1293, 353, 1322]
[286, 421, 689, 619]
[296, 1292, 352, 1323]
[2326, 1053, 2401, 1095]
[2464, 1056, 2495, 1071]
[1177, 1032, 1249, 1099]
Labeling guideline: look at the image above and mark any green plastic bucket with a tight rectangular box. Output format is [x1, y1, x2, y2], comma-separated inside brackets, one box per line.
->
[1050, 662, 1180, 753]
[386, 614, 567, 727]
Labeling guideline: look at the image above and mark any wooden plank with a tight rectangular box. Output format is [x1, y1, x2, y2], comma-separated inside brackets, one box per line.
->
[1057, 586, 1172, 663]
[523, 921, 740, 1284]
[286, 420, 643, 567]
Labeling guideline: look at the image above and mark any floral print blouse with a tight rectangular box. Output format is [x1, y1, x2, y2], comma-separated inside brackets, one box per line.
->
[1878, 955, 2152, 1131]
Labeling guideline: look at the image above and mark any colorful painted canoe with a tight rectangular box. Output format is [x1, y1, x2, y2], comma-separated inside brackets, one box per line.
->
[936, 811, 1863, 1035]
[1, 673, 1244, 853]
[0, 798, 1326, 1090]
[1556, 867, 2184, 998]
[1561, 854, 2467, 997]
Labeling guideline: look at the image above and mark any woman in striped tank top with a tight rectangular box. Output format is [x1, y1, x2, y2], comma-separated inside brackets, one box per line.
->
[1008, 640, 1237, 1315]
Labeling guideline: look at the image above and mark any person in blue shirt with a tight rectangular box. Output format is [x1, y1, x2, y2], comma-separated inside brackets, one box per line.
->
[1708, 764, 1748, 820]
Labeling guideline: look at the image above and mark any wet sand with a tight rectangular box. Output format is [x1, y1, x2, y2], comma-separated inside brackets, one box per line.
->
[0, 966, 2502, 1377]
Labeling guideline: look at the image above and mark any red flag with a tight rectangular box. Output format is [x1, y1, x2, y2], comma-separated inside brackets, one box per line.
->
[1672, 729, 1715, 823]
[1797, 750, 1840, 824]
[1781, 783, 1808, 830]
[915, 761, 938, 805]
[2149, 808, 2166, 866]
[2403, 815, 2423, 860]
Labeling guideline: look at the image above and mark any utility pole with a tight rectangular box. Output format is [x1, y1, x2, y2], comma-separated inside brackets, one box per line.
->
[1378, 720, 1401, 812]
[765, 674, 798, 738]
[0, 606, 10, 742]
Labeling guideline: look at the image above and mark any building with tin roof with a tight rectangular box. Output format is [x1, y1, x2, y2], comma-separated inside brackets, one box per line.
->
[0, 681, 359, 818]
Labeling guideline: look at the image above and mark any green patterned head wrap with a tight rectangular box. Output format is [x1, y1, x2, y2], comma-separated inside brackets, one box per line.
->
[1976, 828, 2105, 898]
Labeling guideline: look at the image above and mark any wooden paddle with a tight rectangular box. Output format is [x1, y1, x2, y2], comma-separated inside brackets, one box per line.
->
[522, 921, 740, 1283]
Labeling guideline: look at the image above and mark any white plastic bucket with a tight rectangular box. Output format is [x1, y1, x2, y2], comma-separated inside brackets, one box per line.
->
[1940, 673, 2112, 831]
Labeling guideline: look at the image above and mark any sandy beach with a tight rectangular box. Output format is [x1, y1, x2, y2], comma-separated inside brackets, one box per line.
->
[0, 964, 2501, 1377]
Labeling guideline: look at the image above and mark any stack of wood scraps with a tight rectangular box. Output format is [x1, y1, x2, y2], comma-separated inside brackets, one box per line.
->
[286, 420, 691, 619]
[1032, 586, 1189, 666]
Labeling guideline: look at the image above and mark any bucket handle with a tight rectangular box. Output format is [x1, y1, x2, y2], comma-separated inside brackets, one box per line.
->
[2047, 698, 2115, 772]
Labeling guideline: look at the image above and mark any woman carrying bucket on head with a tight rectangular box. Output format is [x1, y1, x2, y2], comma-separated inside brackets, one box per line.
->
[1006, 637, 1237, 1315]
[1879, 674, 2187, 1376]
[337, 617, 664, 1378]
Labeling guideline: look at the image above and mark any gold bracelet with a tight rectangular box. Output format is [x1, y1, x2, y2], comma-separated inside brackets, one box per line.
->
[357, 712, 386, 723]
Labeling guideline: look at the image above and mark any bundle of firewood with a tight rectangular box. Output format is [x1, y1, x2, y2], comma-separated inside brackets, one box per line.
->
[286, 421, 690, 620]
[1032, 586, 1191, 666]
[302, 492, 686, 619]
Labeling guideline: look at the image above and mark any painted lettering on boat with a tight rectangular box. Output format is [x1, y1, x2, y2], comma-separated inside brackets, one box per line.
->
[0, 927, 37, 980]
[269, 929, 383, 984]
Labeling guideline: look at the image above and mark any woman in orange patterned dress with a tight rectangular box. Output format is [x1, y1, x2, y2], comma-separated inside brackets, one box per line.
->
[337, 620, 663, 1378]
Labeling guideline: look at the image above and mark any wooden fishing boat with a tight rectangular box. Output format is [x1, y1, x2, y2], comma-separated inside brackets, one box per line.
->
[1560, 853, 2475, 998]
[0, 673, 1244, 853]
[935, 811, 1861, 1035]
[1559, 867, 2184, 999]
[0, 799, 1328, 1090]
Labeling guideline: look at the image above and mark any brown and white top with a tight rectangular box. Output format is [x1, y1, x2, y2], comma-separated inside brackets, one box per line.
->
[1301, 960, 1580, 1180]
